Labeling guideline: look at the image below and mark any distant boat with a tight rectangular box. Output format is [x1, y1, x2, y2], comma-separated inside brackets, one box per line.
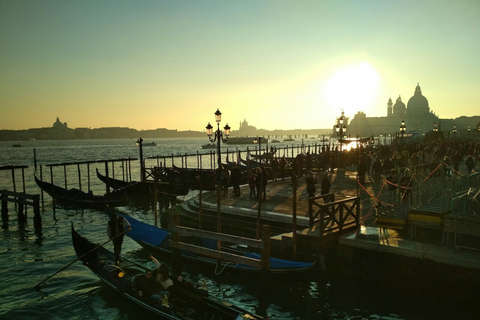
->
[136, 141, 157, 147]
[271, 139, 280, 143]
[225, 137, 270, 145]
[283, 138, 295, 142]
[201, 143, 216, 149]
[12, 144, 21, 147]
[225, 137, 257, 145]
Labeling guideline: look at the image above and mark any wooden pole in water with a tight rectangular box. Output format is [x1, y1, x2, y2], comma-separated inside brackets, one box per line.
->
[1, 190, 8, 221]
[33, 194, 41, 228]
[63, 164, 67, 189]
[153, 168, 158, 227]
[87, 163, 91, 191]
[50, 166, 56, 214]
[104, 162, 110, 194]
[11, 168, 16, 209]
[34, 148, 37, 171]
[39, 166, 44, 210]
[77, 164, 82, 191]
[128, 158, 132, 182]
[256, 171, 262, 240]
[292, 172, 297, 255]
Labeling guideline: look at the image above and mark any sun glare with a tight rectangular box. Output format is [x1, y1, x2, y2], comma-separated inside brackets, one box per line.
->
[324, 62, 380, 116]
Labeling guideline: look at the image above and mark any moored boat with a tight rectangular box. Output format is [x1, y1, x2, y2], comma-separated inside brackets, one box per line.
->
[35, 175, 127, 208]
[71, 224, 263, 320]
[225, 137, 258, 145]
[201, 143, 216, 149]
[119, 213, 317, 281]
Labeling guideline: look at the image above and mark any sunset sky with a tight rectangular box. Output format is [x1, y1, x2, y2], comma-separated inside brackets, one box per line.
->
[1, 1, 479, 132]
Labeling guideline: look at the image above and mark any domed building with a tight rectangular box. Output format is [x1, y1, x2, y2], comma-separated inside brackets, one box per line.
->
[393, 96, 406, 116]
[348, 83, 439, 137]
[407, 83, 430, 116]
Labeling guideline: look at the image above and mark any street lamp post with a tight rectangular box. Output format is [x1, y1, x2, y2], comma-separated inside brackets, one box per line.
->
[399, 120, 406, 146]
[477, 122, 480, 139]
[452, 124, 457, 140]
[335, 111, 347, 157]
[253, 136, 263, 163]
[205, 109, 230, 247]
[433, 122, 438, 132]
[468, 125, 471, 137]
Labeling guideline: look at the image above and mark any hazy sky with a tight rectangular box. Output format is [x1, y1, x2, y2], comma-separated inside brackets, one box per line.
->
[1, 0, 479, 132]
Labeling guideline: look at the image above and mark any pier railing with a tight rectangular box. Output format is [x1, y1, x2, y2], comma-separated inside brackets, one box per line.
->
[1, 190, 41, 226]
[308, 195, 361, 239]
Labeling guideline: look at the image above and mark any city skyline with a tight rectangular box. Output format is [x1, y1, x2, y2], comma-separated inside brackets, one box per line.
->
[1, 1, 479, 132]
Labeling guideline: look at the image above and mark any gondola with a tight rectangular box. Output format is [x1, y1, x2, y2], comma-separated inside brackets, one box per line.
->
[35, 175, 127, 208]
[97, 168, 191, 196]
[119, 213, 318, 281]
[71, 224, 263, 320]
[96, 168, 135, 190]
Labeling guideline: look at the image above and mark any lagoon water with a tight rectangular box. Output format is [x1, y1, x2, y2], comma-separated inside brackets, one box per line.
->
[0, 138, 464, 319]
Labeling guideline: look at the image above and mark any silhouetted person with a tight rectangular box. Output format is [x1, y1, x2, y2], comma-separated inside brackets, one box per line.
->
[306, 171, 317, 198]
[230, 162, 241, 197]
[320, 172, 331, 203]
[107, 213, 131, 264]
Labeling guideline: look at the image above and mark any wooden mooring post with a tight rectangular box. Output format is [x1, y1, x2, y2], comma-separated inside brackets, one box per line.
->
[1, 190, 41, 227]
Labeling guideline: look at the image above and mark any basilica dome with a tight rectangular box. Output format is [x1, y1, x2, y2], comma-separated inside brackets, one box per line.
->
[407, 83, 429, 114]
[393, 96, 406, 116]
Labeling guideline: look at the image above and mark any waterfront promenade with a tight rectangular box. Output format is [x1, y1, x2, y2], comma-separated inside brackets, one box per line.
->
[198, 165, 480, 271]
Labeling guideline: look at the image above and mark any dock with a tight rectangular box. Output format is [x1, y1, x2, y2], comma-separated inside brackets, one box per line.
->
[173, 164, 480, 295]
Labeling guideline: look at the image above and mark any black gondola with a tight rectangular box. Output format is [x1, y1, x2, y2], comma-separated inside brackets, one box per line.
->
[96, 168, 135, 190]
[35, 175, 127, 208]
[71, 224, 263, 320]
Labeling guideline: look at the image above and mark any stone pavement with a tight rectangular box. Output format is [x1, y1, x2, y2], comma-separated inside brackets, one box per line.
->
[199, 166, 373, 224]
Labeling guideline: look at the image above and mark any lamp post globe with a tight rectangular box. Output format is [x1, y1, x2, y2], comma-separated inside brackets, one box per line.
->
[205, 109, 229, 246]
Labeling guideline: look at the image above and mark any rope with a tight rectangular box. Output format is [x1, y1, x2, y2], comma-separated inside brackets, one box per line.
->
[357, 179, 394, 207]
[214, 261, 232, 275]
[359, 181, 389, 226]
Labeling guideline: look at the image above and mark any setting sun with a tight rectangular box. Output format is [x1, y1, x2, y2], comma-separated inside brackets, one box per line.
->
[324, 62, 380, 116]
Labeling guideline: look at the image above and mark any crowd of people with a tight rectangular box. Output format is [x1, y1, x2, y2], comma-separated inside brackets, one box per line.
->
[214, 136, 479, 205]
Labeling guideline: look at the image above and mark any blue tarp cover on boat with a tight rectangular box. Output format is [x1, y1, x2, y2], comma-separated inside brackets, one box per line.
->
[120, 213, 314, 270]
[119, 213, 170, 247]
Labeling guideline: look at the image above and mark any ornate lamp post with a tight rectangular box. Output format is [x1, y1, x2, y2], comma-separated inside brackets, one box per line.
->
[452, 124, 457, 139]
[468, 125, 471, 137]
[433, 122, 438, 132]
[205, 109, 230, 245]
[399, 120, 406, 146]
[477, 122, 480, 139]
[335, 111, 347, 151]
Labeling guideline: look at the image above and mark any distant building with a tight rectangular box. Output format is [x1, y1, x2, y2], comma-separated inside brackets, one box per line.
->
[234, 119, 257, 136]
[348, 83, 440, 137]
[51, 116, 75, 139]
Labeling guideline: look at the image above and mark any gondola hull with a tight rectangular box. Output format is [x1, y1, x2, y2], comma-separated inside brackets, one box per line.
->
[35, 176, 127, 208]
[71, 225, 263, 320]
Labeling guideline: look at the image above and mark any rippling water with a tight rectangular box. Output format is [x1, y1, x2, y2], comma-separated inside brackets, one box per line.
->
[0, 138, 464, 319]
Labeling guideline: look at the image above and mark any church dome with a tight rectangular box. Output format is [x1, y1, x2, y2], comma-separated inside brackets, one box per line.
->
[407, 83, 429, 114]
[393, 96, 406, 116]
